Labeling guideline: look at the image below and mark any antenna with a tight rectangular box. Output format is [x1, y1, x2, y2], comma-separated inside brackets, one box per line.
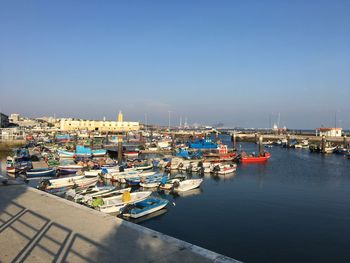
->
[145, 113, 148, 131]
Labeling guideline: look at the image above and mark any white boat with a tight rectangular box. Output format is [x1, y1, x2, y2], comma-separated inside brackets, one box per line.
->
[101, 169, 139, 180]
[134, 163, 153, 171]
[173, 179, 203, 192]
[262, 140, 273, 145]
[323, 146, 336, 154]
[66, 186, 115, 202]
[57, 150, 75, 158]
[295, 139, 309, 149]
[83, 170, 101, 177]
[98, 191, 152, 214]
[122, 197, 168, 219]
[217, 164, 237, 174]
[45, 175, 85, 187]
[178, 160, 191, 171]
[139, 181, 160, 188]
[83, 188, 131, 205]
[159, 178, 180, 190]
[170, 157, 184, 170]
[115, 171, 158, 183]
[38, 176, 98, 193]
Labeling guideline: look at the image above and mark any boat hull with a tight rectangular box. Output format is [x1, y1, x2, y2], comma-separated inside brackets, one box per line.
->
[26, 168, 56, 178]
[241, 152, 270, 163]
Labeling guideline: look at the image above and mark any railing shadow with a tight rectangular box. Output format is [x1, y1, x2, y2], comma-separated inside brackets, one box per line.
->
[0, 200, 114, 263]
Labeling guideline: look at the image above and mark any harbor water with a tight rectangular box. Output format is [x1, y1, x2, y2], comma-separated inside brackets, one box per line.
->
[1, 138, 350, 263]
[142, 140, 350, 263]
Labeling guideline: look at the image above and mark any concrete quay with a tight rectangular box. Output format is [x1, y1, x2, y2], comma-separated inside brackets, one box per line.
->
[0, 183, 239, 263]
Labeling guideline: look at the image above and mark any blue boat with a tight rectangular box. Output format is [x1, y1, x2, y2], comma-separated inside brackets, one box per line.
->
[125, 177, 141, 186]
[122, 197, 169, 218]
[188, 138, 217, 149]
[26, 168, 56, 178]
[75, 145, 92, 157]
[176, 148, 190, 158]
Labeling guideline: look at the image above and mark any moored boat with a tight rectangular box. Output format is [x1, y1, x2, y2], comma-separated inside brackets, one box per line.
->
[96, 191, 152, 214]
[240, 152, 270, 163]
[173, 179, 203, 192]
[122, 197, 168, 219]
[26, 168, 56, 178]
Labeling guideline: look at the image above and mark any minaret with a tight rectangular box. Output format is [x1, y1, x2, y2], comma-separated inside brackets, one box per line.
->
[117, 111, 123, 122]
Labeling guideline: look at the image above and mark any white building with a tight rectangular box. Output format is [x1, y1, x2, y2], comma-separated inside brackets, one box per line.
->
[59, 112, 139, 133]
[316, 127, 342, 137]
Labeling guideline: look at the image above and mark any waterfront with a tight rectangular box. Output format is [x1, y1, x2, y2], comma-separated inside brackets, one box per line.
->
[1, 138, 350, 262]
[140, 142, 350, 262]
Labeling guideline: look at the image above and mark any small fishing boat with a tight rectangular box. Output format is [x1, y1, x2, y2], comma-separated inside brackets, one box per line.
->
[170, 157, 184, 170]
[203, 150, 236, 161]
[58, 164, 83, 174]
[334, 147, 350, 155]
[134, 163, 153, 171]
[139, 181, 160, 188]
[26, 168, 56, 178]
[96, 191, 152, 214]
[139, 174, 167, 188]
[92, 149, 107, 157]
[240, 152, 270, 163]
[123, 151, 139, 158]
[212, 164, 236, 174]
[322, 146, 336, 154]
[65, 185, 115, 203]
[125, 177, 141, 186]
[122, 197, 169, 219]
[38, 175, 98, 194]
[57, 149, 75, 158]
[159, 177, 180, 190]
[6, 156, 32, 174]
[295, 139, 309, 149]
[173, 179, 203, 192]
[108, 170, 141, 182]
[86, 188, 131, 206]
[6, 157, 17, 174]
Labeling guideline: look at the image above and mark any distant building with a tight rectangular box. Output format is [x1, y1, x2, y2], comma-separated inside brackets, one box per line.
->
[0, 113, 9, 128]
[9, 113, 20, 123]
[60, 112, 139, 132]
[9, 113, 40, 128]
[316, 127, 342, 137]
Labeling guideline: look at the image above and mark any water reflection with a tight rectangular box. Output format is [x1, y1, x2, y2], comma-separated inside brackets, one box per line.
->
[173, 188, 202, 198]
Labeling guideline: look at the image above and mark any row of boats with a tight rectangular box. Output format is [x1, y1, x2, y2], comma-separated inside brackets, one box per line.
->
[4, 134, 273, 220]
[264, 138, 350, 156]
[37, 170, 203, 217]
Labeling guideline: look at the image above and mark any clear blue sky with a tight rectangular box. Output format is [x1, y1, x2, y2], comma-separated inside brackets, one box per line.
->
[1, 0, 349, 128]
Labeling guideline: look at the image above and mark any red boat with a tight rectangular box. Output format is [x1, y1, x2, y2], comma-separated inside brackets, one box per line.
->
[240, 152, 270, 163]
[203, 145, 236, 161]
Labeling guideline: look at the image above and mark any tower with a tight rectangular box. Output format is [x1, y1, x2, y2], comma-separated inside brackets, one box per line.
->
[117, 111, 123, 122]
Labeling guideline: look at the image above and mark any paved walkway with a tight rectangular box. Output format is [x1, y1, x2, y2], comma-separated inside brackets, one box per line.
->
[0, 183, 239, 263]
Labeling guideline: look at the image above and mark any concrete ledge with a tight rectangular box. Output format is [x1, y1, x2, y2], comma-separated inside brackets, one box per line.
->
[0, 184, 240, 263]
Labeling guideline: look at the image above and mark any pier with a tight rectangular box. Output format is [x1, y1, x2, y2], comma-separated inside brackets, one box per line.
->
[0, 183, 239, 263]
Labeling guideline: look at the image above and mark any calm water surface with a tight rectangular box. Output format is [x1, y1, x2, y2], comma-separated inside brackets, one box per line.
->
[141, 143, 350, 263]
[1, 142, 350, 262]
